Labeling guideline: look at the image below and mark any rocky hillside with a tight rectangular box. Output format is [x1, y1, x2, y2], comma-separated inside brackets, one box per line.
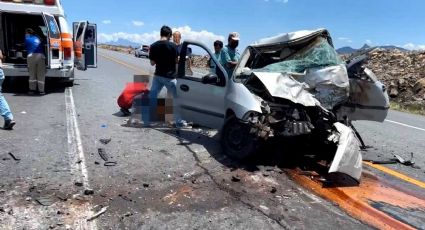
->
[364, 49, 425, 108]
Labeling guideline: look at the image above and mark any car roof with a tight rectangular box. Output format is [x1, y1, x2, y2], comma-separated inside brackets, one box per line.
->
[250, 28, 331, 48]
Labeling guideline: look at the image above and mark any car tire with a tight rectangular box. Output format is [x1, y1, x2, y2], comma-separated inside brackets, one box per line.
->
[221, 116, 259, 160]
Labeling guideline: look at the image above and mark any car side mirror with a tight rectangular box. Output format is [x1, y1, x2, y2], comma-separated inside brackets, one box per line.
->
[202, 73, 218, 84]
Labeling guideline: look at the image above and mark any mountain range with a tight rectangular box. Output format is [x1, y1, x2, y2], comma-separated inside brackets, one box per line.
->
[336, 44, 408, 54]
[101, 39, 141, 48]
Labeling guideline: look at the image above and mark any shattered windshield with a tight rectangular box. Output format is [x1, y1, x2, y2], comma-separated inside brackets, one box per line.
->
[252, 37, 344, 74]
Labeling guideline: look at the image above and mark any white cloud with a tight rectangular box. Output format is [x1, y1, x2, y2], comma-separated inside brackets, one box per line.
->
[366, 39, 372, 44]
[132, 21, 145, 27]
[102, 20, 111, 24]
[403, 43, 425, 50]
[98, 26, 225, 47]
[338, 37, 353, 43]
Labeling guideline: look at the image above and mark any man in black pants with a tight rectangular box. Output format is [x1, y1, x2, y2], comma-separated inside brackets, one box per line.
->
[142, 25, 186, 127]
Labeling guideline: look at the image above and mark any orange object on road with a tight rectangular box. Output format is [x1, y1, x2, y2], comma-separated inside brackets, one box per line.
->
[117, 82, 149, 109]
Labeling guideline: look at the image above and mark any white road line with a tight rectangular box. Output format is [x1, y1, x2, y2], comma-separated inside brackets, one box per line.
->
[385, 119, 425, 132]
[65, 88, 97, 229]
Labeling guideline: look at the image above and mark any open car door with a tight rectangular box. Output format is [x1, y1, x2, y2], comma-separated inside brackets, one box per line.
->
[42, 13, 62, 69]
[73, 21, 97, 70]
[337, 54, 390, 122]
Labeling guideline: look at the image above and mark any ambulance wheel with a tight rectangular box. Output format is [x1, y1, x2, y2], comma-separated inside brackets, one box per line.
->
[63, 78, 74, 87]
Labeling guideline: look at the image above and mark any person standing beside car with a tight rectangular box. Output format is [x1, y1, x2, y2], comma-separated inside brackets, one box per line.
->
[25, 28, 46, 95]
[0, 49, 16, 130]
[220, 32, 241, 77]
[209, 40, 223, 73]
[173, 31, 193, 76]
[143, 25, 186, 127]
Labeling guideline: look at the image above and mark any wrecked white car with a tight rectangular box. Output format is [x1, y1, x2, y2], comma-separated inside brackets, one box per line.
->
[175, 29, 389, 181]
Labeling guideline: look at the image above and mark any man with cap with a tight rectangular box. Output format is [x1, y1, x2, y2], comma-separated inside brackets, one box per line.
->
[220, 32, 240, 77]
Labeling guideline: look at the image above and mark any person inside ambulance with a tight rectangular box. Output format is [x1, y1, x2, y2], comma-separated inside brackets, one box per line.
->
[25, 28, 46, 95]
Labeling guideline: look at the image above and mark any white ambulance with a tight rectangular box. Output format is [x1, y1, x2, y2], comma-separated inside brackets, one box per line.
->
[0, 0, 97, 86]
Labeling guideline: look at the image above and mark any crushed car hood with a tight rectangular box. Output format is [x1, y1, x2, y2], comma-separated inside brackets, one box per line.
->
[252, 72, 320, 107]
[250, 66, 349, 109]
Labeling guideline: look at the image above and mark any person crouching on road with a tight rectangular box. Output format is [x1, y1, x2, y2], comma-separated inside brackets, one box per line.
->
[0, 49, 16, 130]
[25, 28, 46, 95]
[142, 25, 186, 128]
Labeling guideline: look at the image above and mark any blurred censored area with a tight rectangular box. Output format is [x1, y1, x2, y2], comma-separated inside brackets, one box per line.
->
[131, 74, 174, 124]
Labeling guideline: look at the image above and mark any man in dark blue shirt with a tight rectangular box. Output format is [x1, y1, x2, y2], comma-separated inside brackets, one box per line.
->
[25, 28, 46, 95]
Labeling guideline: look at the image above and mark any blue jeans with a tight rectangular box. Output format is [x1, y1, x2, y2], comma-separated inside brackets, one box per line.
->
[0, 69, 13, 121]
[142, 76, 182, 125]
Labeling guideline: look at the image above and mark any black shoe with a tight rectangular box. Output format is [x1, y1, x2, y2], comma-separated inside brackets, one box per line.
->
[120, 108, 131, 116]
[39, 92, 46, 95]
[4, 120, 16, 130]
[28, 90, 36, 95]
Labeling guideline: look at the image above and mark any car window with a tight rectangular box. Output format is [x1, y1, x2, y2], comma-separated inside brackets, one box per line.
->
[180, 45, 210, 79]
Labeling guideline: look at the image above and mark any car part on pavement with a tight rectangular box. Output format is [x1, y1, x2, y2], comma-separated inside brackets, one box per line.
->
[8, 152, 20, 161]
[98, 148, 109, 161]
[99, 138, 112, 145]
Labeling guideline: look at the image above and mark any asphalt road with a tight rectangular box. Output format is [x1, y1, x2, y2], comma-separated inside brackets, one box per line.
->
[0, 48, 423, 229]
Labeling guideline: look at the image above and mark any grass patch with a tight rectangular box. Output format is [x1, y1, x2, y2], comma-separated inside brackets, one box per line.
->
[390, 101, 425, 116]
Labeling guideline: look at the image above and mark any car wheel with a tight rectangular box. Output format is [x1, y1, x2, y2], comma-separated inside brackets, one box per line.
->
[221, 116, 259, 159]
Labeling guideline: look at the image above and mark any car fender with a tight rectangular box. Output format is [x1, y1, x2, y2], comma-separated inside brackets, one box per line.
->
[225, 81, 262, 120]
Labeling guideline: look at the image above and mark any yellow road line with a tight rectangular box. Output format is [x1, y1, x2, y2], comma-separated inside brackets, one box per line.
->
[99, 53, 150, 75]
[364, 161, 425, 189]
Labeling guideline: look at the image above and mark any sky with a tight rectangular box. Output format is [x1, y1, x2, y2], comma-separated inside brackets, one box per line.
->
[61, 0, 425, 51]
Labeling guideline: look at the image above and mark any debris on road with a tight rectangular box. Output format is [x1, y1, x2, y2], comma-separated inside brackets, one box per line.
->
[87, 206, 108, 222]
[270, 187, 277, 194]
[104, 161, 117, 167]
[143, 183, 150, 188]
[394, 154, 414, 166]
[36, 196, 55, 206]
[364, 153, 420, 169]
[74, 181, 84, 187]
[99, 138, 112, 145]
[72, 194, 87, 201]
[8, 152, 21, 161]
[84, 189, 94, 196]
[98, 148, 109, 161]
[56, 193, 68, 201]
[142, 146, 153, 153]
[231, 175, 241, 182]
